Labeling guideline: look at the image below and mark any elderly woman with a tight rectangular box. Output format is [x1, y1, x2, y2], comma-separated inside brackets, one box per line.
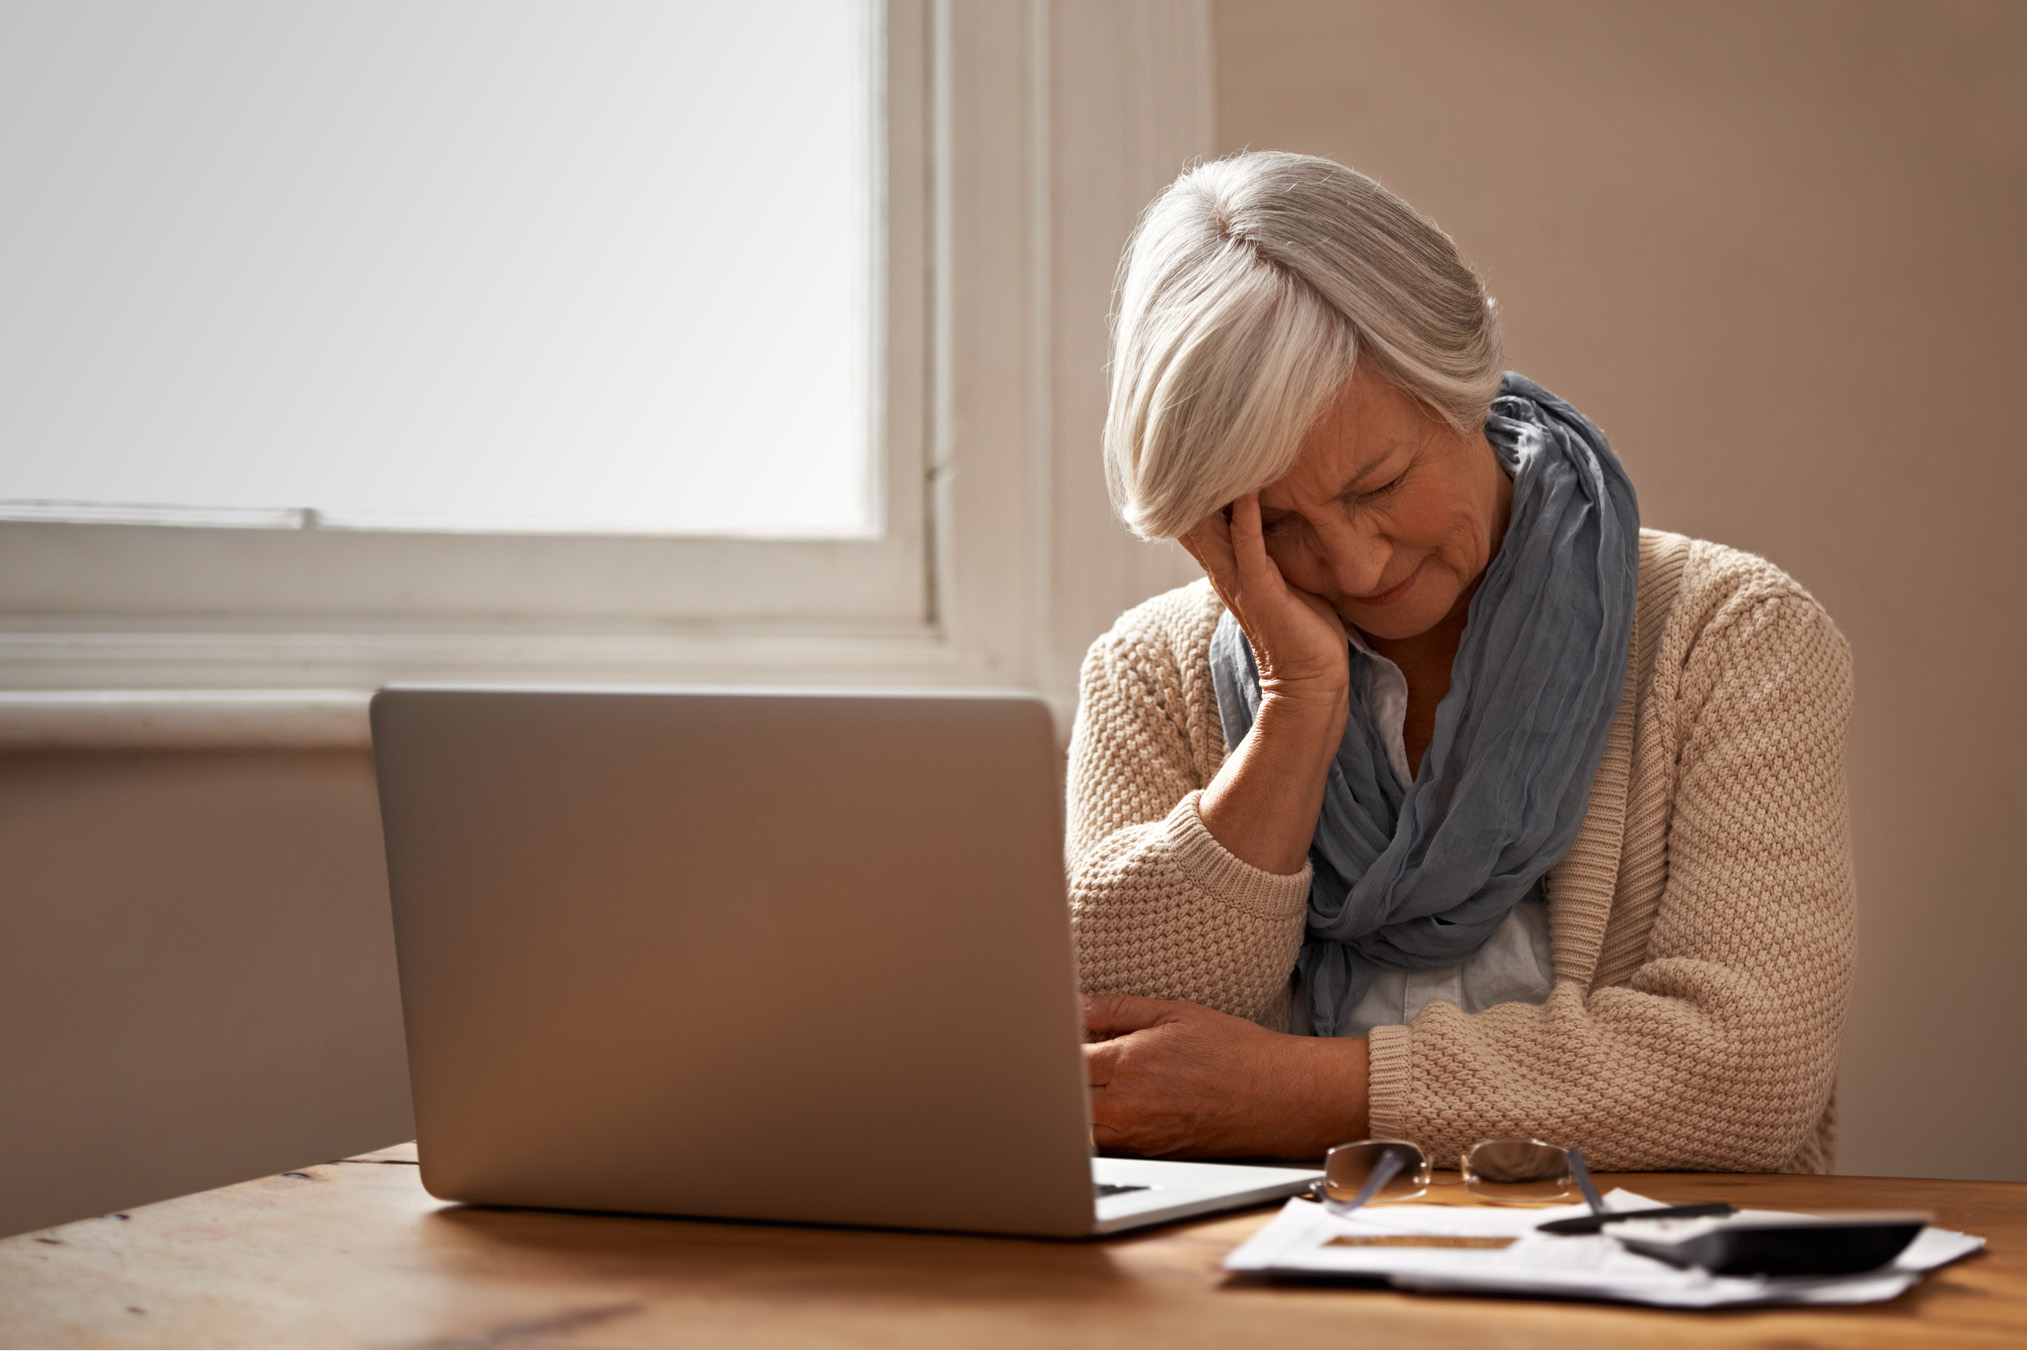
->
[1070, 151, 1854, 1174]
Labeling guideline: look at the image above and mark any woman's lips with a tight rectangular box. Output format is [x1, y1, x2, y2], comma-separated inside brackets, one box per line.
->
[1352, 558, 1424, 608]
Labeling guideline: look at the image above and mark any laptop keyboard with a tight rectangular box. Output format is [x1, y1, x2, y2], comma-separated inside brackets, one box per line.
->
[1094, 1182, 1151, 1198]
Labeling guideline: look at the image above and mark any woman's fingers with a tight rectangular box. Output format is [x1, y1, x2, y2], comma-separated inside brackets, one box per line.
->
[1224, 493, 1279, 591]
[1182, 499, 1272, 621]
[1206, 493, 1297, 612]
[1081, 992, 1177, 1038]
[1179, 513, 1238, 590]
[1218, 495, 1353, 696]
[1180, 521, 1249, 629]
[1084, 1041, 1149, 1150]
[1084, 1038, 1128, 1090]
[1185, 493, 1350, 701]
[1083, 1002, 1264, 1157]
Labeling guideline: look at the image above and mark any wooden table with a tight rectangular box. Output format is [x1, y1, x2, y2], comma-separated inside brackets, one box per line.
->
[3, 1143, 2022, 1349]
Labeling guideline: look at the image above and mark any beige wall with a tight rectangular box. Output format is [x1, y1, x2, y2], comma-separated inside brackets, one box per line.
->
[0, 753, 410, 1237]
[1215, 0, 2027, 1180]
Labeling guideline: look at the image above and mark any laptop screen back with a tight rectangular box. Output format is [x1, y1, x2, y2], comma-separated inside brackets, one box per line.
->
[372, 688, 1097, 1236]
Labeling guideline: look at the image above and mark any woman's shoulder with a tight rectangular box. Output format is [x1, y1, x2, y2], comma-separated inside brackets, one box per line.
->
[1077, 578, 1229, 776]
[1641, 527, 1834, 618]
[1086, 577, 1225, 678]
[1636, 527, 1848, 682]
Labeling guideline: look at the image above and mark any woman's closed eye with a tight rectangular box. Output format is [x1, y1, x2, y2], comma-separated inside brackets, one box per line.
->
[1349, 471, 1408, 505]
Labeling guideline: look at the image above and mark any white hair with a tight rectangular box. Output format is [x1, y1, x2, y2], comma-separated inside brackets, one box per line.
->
[1103, 151, 1504, 541]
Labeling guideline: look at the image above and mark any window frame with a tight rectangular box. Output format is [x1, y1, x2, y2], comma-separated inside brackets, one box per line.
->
[0, 0, 1212, 714]
[0, 4, 923, 616]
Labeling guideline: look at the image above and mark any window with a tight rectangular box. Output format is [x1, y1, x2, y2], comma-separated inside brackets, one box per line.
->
[1, 1, 874, 541]
[0, 1, 1209, 711]
[0, 0, 922, 650]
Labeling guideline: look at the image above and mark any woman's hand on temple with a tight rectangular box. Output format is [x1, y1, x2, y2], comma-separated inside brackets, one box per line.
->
[1181, 494, 1351, 876]
[1083, 992, 1368, 1160]
[1180, 493, 1350, 709]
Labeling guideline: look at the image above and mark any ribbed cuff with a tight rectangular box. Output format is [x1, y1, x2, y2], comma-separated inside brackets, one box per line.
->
[1162, 791, 1312, 920]
[1365, 1023, 1412, 1140]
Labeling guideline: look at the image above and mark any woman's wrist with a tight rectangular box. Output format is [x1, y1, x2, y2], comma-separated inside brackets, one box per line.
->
[1256, 681, 1350, 735]
[1255, 1033, 1370, 1158]
[1200, 685, 1349, 875]
[1248, 688, 1349, 796]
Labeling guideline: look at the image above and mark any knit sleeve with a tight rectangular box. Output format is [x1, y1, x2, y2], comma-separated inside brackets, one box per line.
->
[1367, 586, 1857, 1171]
[1066, 607, 1311, 1027]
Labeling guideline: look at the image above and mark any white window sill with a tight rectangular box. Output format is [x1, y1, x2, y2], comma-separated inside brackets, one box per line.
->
[0, 690, 372, 752]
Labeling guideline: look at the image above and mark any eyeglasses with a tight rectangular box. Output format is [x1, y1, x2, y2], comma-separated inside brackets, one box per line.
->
[1315, 1137, 1607, 1218]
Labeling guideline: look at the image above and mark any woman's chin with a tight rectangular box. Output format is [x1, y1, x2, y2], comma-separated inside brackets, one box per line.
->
[1342, 591, 1453, 643]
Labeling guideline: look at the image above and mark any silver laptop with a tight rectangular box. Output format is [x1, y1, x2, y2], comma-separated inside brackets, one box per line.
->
[370, 687, 1320, 1237]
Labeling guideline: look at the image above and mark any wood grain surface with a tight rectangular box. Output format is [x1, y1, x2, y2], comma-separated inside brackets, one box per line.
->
[2, 1143, 2022, 1349]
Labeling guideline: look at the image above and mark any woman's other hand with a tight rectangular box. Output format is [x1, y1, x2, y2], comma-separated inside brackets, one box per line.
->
[1083, 992, 1368, 1159]
[1180, 494, 1351, 875]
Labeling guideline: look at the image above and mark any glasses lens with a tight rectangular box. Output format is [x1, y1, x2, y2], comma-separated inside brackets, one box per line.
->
[1322, 1141, 1429, 1206]
[1463, 1138, 1572, 1204]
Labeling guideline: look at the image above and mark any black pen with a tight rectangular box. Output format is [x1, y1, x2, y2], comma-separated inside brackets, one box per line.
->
[1537, 1202, 1739, 1236]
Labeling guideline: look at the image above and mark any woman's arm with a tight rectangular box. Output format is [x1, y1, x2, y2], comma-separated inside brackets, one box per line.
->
[1082, 993, 1369, 1157]
[1186, 494, 1353, 874]
[1067, 494, 1351, 1023]
[1068, 496, 1378, 1157]
[1069, 630, 1376, 1154]
[1368, 581, 1857, 1172]
[1066, 601, 1315, 1024]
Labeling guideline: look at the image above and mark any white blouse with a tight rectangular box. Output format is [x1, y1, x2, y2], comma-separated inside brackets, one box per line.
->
[1290, 628, 1557, 1040]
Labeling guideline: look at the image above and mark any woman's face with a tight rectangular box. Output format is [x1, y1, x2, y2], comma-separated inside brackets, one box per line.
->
[1256, 366, 1512, 643]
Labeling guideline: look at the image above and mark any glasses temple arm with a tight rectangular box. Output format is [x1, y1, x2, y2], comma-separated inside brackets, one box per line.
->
[1565, 1146, 1607, 1216]
[1321, 1148, 1407, 1218]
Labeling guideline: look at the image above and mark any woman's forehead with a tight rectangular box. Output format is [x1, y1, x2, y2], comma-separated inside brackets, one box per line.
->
[1263, 374, 1425, 506]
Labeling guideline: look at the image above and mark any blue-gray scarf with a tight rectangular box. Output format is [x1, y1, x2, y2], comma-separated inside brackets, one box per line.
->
[1209, 373, 1638, 1036]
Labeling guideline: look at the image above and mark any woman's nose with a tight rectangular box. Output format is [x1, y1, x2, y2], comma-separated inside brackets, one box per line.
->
[1317, 520, 1390, 598]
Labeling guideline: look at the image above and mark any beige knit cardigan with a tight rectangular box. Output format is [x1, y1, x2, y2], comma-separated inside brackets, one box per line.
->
[1066, 529, 1856, 1173]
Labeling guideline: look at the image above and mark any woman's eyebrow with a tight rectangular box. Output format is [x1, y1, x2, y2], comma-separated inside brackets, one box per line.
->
[1335, 448, 1400, 497]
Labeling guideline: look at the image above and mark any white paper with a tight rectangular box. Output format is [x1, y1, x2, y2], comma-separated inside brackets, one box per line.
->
[1222, 1189, 1985, 1309]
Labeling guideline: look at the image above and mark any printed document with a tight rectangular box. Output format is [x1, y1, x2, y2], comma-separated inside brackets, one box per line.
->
[1223, 1188, 1983, 1309]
